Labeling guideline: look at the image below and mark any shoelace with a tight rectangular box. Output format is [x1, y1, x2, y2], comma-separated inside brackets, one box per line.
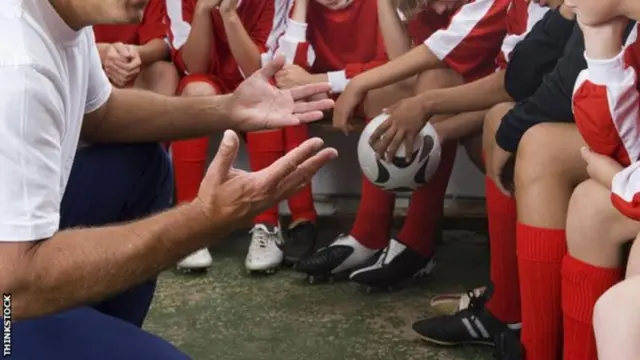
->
[250, 227, 276, 250]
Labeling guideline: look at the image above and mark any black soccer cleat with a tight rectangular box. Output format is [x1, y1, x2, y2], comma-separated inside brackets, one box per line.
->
[294, 234, 378, 284]
[412, 284, 523, 359]
[283, 221, 318, 265]
[349, 239, 435, 291]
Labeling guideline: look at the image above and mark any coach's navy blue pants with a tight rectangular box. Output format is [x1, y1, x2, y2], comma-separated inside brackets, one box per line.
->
[11, 144, 190, 360]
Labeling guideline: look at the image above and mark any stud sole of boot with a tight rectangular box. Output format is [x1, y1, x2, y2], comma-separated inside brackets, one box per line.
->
[355, 269, 435, 293]
[175, 266, 209, 274]
[246, 267, 279, 276]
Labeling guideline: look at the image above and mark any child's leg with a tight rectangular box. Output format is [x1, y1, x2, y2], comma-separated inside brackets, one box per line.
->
[282, 124, 318, 263]
[284, 125, 317, 225]
[562, 179, 636, 360]
[514, 123, 588, 360]
[172, 76, 221, 205]
[482, 103, 521, 325]
[352, 68, 462, 251]
[594, 263, 640, 360]
[246, 130, 285, 227]
[171, 76, 221, 271]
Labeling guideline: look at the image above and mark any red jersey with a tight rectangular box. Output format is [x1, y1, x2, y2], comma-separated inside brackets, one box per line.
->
[411, 0, 510, 83]
[495, 0, 549, 69]
[572, 23, 640, 220]
[167, 0, 278, 90]
[93, 0, 167, 45]
[273, 0, 388, 93]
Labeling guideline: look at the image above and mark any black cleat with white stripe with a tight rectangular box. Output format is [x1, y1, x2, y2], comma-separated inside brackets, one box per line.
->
[412, 285, 523, 360]
[349, 239, 435, 291]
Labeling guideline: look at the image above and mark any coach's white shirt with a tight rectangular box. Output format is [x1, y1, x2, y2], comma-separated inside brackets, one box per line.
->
[0, 0, 112, 241]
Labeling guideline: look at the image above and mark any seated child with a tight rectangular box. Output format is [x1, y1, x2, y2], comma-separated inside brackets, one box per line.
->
[291, 0, 509, 289]
[166, 0, 279, 272]
[94, 0, 177, 94]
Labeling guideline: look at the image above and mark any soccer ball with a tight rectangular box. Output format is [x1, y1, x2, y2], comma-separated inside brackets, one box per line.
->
[357, 113, 442, 192]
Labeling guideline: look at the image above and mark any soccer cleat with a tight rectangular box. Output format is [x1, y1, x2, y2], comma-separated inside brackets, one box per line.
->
[294, 234, 378, 284]
[245, 223, 284, 274]
[283, 221, 318, 265]
[412, 284, 522, 356]
[349, 239, 436, 292]
[177, 248, 213, 272]
[429, 287, 487, 314]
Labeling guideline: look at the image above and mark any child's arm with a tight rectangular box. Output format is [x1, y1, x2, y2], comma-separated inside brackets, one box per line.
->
[220, 0, 271, 77]
[573, 21, 640, 219]
[135, 0, 171, 65]
[377, 0, 412, 59]
[352, 0, 508, 94]
[178, 0, 218, 74]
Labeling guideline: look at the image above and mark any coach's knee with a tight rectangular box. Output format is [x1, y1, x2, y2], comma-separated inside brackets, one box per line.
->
[119, 144, 172, 212]
[179, 80, 218, 97]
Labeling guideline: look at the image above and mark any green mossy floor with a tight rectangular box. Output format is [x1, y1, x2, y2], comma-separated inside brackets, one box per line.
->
[144, 230, 494, 360]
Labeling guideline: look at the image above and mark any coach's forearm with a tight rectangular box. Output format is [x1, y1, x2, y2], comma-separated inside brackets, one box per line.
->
[356, 45, 443, 92]
[10, 204, 223, 320]
[421, 70, 510, 115]
[83, 88, 234, 143]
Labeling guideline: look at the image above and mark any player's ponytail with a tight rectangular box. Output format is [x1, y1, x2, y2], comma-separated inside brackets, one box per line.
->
[397, 0, 429, 21]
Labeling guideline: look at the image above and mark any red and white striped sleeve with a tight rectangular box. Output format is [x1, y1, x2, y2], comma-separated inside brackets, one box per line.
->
[573, 28, 640, 220]
[423, 0, 508, 77]
[260, 0, 293, 67]
[164, 0, 193, 74]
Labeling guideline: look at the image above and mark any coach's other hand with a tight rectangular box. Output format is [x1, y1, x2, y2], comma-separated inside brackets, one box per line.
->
[230, 56, 335, 132]
[196, 130, 338, 232]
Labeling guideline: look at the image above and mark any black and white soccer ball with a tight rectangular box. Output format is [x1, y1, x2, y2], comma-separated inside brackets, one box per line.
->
[357, 113, 442, 193]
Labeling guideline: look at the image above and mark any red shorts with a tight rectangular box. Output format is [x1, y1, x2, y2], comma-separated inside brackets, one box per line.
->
[176, 74, 227, 95]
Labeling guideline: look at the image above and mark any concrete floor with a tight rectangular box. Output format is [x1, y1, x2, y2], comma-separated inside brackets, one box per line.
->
[144, 230, 494, 360]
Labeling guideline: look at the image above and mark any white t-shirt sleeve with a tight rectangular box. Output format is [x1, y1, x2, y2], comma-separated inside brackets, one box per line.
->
[84, 28, 112, 114]
[0, 65, 65, 241]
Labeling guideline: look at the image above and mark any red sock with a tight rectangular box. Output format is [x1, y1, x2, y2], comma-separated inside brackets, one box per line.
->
[350, 176, 395, 249]
[246, 130, 285, 226]
[517, 223, 567, 360]
[171, 137, 210, 204]
[484, 177, 520, 324]
[349, 118, 395, 250]
[561, 255, 623, 360]
[396, 142, 457, 257]
[284, 125, 317, 223]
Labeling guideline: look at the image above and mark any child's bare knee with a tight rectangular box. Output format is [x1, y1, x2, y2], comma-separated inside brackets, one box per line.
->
[415, 68, 463, 93]
[515, 123, 582, 189]
[180, 81, 218, 97]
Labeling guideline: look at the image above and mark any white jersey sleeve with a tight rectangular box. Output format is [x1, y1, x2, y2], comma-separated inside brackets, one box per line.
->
[0, 65, 65, 241]
[84, 28, 112, 114]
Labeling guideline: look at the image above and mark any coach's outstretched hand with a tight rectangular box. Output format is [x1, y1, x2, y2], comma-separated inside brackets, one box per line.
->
[229, 57, 335, 132]
[196, 130, 338, 232]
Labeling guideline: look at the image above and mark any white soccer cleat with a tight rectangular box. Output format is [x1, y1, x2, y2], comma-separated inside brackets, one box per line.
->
[245, 224, 284, 273]
[177, 248, 213, 272]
